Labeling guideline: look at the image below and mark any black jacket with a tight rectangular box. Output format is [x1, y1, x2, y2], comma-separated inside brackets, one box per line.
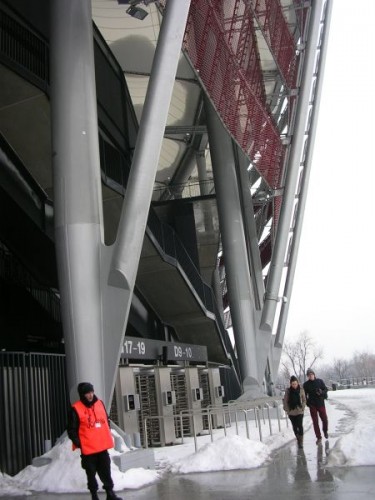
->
[303, 378, 328, 407]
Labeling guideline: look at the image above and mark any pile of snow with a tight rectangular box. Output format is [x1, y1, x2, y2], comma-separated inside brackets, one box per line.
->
[1, 389, 374, 497]
[0, 473, 31, 497]
[169, 435, 270, 474]
[0, 433, 159, 497]
[0, 411, 294, 497]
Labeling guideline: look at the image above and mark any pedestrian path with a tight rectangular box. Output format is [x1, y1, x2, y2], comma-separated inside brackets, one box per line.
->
[11, 428, 375, 500]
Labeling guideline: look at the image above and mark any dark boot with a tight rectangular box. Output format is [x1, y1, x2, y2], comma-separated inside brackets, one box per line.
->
[297, 435, 303, 448]
[106, 490, 123, 500]
[91, 493, 100, 500]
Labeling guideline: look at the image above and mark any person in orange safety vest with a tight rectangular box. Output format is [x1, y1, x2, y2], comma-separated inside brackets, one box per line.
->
[67, 382, 122, 500]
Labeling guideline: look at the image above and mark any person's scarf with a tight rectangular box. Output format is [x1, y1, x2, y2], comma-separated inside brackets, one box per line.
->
[288, 386, 301, 409]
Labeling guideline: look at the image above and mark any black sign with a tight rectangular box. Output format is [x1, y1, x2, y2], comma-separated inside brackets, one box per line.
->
[121, 336, 207, 363]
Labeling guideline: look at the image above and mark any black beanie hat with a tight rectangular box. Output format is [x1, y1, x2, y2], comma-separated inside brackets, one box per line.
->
[306, 368, 315, 376]
[290, 375, 298, 383]
[77, 382, 94, 397]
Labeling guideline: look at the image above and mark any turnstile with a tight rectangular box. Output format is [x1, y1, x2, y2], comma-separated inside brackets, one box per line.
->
[199, 368, 225, 428]
[115, 365, 224, 446]
[135, 371, 159, 447]
[171, 370, 190, 437]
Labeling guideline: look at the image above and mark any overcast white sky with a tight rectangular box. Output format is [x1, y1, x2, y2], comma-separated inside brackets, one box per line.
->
[285, 0, 375, 362]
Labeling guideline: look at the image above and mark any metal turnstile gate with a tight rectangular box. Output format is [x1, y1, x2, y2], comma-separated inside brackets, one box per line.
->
[135, 372, 159, 446]
[199, 370, 211, 430]
[170, 371, 190, 437]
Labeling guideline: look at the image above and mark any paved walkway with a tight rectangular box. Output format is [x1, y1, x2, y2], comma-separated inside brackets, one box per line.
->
[10, 429, 375, 500]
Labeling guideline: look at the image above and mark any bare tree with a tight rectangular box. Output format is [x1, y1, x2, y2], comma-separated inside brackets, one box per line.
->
[281, 331, 323, 382]
[351, 351, 375, 378]
[332, 358, 351, 381]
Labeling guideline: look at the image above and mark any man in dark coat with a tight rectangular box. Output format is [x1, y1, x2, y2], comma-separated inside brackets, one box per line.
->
[67, 382, 122, 500]
[303, 368, 329, 444]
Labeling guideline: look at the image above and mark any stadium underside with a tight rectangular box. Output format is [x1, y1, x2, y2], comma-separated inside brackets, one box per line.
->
[0, 0, 331, 474]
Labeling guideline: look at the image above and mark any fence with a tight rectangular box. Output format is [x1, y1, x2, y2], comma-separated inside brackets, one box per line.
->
[333, 377, 375, 389]
[142, 396, 285, 452]
[0, 352, 68, 475]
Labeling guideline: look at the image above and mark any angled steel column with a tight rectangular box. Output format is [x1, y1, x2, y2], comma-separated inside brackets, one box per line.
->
[205, 98, 259, 389]
[197, 152, 210, 196]
[109, 0, 191, 290]
[50, 0, 105, 401]
[274, 0, 333, 360]
[235, 147, 264, 310]
[235, 147, 273, 382]
[261, 0, 324, 332]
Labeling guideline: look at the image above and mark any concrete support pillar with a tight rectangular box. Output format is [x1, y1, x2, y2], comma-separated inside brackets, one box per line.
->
[50, 0, 104, 401]
[205, 98, 259, 389]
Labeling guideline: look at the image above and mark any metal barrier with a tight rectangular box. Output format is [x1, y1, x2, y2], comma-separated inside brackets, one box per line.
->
[0, 352, 68, 475]
[334, 377, 375, 388]
[142, 396, 286, 452]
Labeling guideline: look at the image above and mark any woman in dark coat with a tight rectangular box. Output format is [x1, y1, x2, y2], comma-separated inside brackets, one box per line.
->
[283, 375, 306, 448]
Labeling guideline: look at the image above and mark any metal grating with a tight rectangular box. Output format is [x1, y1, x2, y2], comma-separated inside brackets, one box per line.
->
[0, 6, 49, 86]
[135, 373, 160, 446]
[170, 371, 190, 437]
[249, 0, 298, 88]
[199, 371, 211, 430]
[184, 0, 288, 190]
[0, 352, 68, 475]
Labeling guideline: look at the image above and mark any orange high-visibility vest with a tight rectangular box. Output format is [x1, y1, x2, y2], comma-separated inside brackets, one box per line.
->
[72, 399, 114, 455]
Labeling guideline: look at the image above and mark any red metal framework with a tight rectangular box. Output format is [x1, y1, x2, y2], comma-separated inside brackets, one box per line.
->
[184, 0, 291, 190]
[272, 194, 283, 235]
[249, 0, 298, 88]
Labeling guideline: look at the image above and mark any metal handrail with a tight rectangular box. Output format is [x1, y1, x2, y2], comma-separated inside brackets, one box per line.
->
[141, 397, 286, 452]
[152, 179, 216, 201]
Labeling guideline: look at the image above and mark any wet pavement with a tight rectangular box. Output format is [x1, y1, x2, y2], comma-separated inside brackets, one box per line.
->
[10, 429, 375, 499]
[8, 399, 375, 500]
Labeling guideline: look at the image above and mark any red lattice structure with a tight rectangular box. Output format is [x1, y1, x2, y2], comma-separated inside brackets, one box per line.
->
[184, 0, 292, 190]
[249, 0, 298, 88]
[272, 194, 283, 236]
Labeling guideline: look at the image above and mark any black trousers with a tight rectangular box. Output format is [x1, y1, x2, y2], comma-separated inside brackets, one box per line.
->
[289, 413, 304, 436]
[81, 450, 114, 493]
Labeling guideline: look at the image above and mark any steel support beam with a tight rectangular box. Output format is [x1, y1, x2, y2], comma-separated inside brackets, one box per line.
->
[50, 0, 191, 406]
[261, 0, 324, 332]
[205, 98, 259, 390]
[110, 0, 191, 288]
[235, 146, 265, 311]
[274, 1, 333, 361]
[50, 0, 105, 401]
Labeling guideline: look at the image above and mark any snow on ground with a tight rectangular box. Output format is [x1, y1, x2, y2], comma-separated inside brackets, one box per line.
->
[325, 388, 375, 467]
[0, 388, 374, 497]
[2, 434, 159, 495]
